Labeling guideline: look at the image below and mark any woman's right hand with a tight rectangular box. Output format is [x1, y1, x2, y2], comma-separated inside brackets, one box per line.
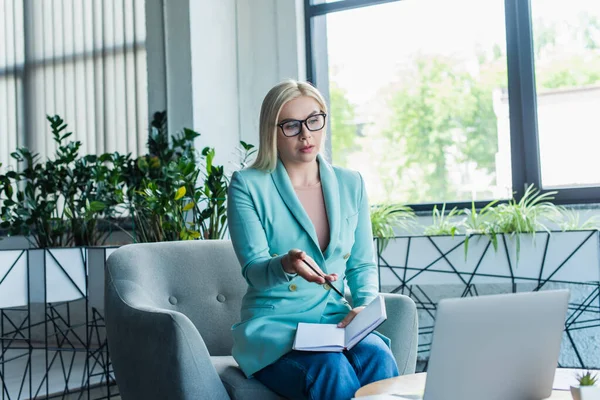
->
[281, 249, 338, 284]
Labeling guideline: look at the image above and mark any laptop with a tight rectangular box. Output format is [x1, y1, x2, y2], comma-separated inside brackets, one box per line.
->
[401, 290, 570, 400]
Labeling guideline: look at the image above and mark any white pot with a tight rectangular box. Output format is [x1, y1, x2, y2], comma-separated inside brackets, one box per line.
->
[0, 249, 28, 308]
[570, 385, 600, 400]
[44, 248, 87, 303]
[379, 231, 600, 287]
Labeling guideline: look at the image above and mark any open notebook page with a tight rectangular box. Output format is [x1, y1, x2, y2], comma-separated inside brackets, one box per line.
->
[293, 295, 387, 351]
[293, 323, 345, 351]
[345, 295, 387, 349]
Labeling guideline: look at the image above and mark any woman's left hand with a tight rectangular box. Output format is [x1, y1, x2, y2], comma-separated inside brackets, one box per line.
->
[337, 306, 366, 328]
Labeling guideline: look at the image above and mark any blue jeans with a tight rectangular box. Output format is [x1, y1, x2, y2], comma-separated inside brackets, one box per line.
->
[254, 333, 399, 400]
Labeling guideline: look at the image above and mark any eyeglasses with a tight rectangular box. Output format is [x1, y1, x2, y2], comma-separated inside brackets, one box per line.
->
[277, 113, 327, 137]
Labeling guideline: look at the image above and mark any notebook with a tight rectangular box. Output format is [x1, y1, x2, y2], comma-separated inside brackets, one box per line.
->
[292, 295, 387, 352]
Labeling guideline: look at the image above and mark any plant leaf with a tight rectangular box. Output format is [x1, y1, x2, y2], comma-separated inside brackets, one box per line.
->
[174, 186, 186, 201]
[88, 201, 106, 212]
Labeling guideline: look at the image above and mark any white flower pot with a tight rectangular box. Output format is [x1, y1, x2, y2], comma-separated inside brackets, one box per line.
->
[378, 230, 600, 369]
[379, 231, 600, 287]
[570, 385, 600, 400]
[44, 247, 87, 303]
[0, 249, 28, 308]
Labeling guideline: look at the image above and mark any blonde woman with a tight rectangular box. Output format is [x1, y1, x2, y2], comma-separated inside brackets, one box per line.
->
[227, 80, 398, 399]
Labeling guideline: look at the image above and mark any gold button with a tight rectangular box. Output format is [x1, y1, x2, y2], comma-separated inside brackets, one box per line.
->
[289, 283, 297, 292]
[271, 253, 278, 257]
[343, 253, 351, 260]
[323, 283, 331, 290]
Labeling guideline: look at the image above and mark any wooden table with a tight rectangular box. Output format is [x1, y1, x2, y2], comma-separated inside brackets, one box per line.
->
[355, 368, 590, 399]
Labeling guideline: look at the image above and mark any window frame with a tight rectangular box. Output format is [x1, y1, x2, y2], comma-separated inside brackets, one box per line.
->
[305, 0, 600, 210]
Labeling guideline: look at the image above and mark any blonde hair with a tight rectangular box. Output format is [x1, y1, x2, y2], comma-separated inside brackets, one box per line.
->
[250, 80, 328, 172]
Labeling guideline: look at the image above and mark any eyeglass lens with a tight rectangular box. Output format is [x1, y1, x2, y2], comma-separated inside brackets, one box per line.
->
[281, 114, 325, 137]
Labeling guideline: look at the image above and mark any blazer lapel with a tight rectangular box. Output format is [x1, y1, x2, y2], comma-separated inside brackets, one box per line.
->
[317, 154, 340, 260]
[271, 158, 320, 251]
[270, 155, 340, 262]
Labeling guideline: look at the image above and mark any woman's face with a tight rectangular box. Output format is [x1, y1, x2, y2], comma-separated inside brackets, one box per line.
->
[276, 96, 325, 167]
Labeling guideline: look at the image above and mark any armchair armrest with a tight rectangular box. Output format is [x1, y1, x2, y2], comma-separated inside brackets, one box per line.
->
[378, 293, 418, 375]
[105, 277, 230, 400]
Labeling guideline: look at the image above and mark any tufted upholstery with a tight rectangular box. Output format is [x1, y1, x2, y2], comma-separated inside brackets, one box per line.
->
[105, 240, 418, 400]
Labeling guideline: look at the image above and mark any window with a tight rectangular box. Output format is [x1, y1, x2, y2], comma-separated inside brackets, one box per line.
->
[0, 0, 148, 172]
[306, 0, 600, 207]
[530, 0, 600, 189]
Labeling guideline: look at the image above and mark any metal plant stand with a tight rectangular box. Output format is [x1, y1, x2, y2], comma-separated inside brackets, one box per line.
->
[377, 230, 600, 371]
[0, 247, 118, 399]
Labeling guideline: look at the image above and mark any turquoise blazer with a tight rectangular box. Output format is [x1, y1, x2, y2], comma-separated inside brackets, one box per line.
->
[227, 154, 381, 377]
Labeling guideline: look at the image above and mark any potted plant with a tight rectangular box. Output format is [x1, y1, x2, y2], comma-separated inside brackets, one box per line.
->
[376, 185, 600, 371]
[423, 203, 463, 237]
[0, 117, 95, 305]
[0, 111, 258, 397]
[370, 202, 416, 253]
[125, 112, 225, 242]
[125, 112, 256, 243]
[571, 371, 600, 400]
[130, 158, 201, 242]
[379, 184, 599, 289]
[0, 116, 125, 249]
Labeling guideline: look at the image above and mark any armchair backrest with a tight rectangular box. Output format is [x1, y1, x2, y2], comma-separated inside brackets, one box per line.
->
[105, 240, 247, 356]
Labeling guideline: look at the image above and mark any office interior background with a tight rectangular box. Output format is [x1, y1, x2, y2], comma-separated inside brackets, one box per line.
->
[0, 0, 599, 398]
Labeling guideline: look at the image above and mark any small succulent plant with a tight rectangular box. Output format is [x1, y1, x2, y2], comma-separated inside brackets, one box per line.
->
[576, 371, 598, 387]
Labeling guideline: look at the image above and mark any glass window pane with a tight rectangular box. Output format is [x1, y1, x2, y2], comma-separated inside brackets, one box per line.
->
[532, 0, 600, 189]
[321, 0, 512, 205]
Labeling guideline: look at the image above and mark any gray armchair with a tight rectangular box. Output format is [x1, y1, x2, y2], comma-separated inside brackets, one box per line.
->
[105, 240, 418, 400]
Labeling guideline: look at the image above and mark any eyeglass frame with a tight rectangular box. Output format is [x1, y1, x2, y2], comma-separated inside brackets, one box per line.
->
[277, 112, 327, 137]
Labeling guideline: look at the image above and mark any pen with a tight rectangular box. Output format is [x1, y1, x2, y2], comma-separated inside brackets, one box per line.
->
[301, 259, 345, 298]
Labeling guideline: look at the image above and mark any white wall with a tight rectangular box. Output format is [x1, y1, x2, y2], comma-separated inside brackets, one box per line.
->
[236, 0, 307, 149]
[189, 0, 240, 171]
[159, 0, 306, 173]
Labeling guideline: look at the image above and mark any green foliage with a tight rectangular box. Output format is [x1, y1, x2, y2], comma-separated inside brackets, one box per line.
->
[126, 112, 197, 242]
[127, 111, 224, 243]
[363, 15, 599, 206]
[2, 118, 72, 247]
[370, 203, 416, 253]
[537, 54, 600, 90]
[581, 14, 600, 50]
[557, 208, 600, 231]
[576, 371, 598, 387]
[62, 152, 126, 246]
[197, 147, 227, 240]
[419, 185, 576, 263]
[0, 116, 126, 248]
[131, 159, 201, 243]
[330, 82, 358, 167]
[461, 199, 500, 257]
[533, 13, 600, 91]
[533, 20, 558, 58]
[489, 184, 559, 235]
[0, 111, 255, 247]
[423, 204, 462, 237]
[462, 199, 500, 236]
[383, 56, 498, 203]
[128, 112, 256, 243]
[238, 141, 257, 170]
